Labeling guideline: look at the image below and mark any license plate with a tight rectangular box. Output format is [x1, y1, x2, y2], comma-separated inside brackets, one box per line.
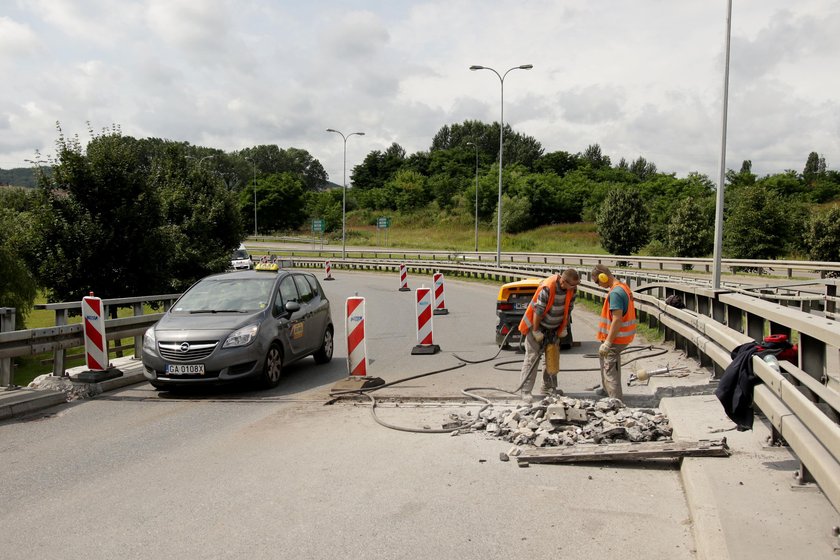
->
[165, 364, 205, 375]
[514, 302, 528, 310]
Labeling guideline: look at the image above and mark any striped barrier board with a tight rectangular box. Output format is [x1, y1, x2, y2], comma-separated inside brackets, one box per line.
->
[324, 260, 334, 281]
[412, 286, 440, 355]
[346, 296, 367, 375]
[398, 263, 410, 291]
[433, 272, 448, 315]
[82, 294, 108, 371]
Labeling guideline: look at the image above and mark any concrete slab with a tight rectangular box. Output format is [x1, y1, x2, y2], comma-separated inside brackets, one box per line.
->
[661, 395, 840, 560]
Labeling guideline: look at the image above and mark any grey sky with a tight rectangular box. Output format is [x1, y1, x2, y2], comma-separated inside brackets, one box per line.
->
[1, 0, 838, 184]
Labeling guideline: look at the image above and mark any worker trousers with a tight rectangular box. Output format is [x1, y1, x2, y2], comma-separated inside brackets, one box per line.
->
[599, 343, 629, 399]
[519, 331, 559, 397]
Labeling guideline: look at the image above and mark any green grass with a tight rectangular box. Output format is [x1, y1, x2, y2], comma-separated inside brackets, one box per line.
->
[574, 296, 664, 344]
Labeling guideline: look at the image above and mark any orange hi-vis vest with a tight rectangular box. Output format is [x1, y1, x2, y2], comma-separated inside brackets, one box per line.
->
[597, 282, 637, 345]
[518, 275, 574, 337]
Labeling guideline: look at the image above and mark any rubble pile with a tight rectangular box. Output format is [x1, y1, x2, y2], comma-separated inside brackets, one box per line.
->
[28, 374, 102, 401]
[449, 395, 673, 447]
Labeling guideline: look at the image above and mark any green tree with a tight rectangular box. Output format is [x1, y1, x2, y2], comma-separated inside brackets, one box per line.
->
[596, 187, 650, 255]
[803, 151, 826, 187]
[804, 205, 840, 263]
[350, 143, 406, 191]
[666, 197, 713, 267]
[0, 188, 39, 326]
[304, 189, 343, 233]
[241, 172, 306, 232]
[723, 184, 789, 261]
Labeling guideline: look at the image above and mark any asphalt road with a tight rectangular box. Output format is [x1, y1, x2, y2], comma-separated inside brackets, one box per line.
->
[0, 270, 696, 560]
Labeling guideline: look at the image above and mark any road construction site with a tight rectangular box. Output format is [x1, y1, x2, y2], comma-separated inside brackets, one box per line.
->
[1, 269, 838, 559]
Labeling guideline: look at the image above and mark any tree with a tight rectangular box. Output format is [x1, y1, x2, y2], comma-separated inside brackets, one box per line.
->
[0, 188, 38, 326]
[666, 197, 713, 267]
[304, 189, 343, 233]
[595, 187, 650, 255]
[804, 205, 840, 263]
[581, 143, 611, 170]
[723, 184, 790, 261]
[803, 151, 826, 187]
[241, 172, 306, 232]
[350, 143, 406, 190]
[29, 128, 243, 299]
[535, 150, 580, 177]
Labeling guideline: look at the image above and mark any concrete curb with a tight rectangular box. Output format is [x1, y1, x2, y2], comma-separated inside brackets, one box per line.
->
[0, 357, 146, 422]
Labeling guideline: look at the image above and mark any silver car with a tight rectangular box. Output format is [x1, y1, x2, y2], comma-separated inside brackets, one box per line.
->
[141, 269, 333, 390]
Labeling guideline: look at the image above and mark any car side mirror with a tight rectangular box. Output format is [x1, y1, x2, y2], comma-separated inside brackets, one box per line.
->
[285, 301, 301, 313]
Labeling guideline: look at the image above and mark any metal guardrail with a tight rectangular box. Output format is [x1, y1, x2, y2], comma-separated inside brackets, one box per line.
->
[252, 244, 840, 279]
[2, 259, 838, 513]
[0, 294, 180, 384]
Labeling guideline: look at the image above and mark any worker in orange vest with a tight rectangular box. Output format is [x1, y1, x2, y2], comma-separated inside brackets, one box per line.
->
[517, 268, 580, 402]
[592, 264, 637, 399]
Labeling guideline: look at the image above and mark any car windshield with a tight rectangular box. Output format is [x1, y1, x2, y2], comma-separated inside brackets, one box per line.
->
[173, 277, 274, 313]
[232, 249, 249, 260]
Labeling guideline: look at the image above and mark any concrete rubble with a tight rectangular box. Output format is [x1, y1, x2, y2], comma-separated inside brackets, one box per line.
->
[447, 394, 673, 448]
[28, 374, 102, 401]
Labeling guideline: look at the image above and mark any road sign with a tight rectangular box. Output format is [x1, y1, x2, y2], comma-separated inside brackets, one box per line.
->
[377, 217, 391, 228]
[312, 219, 325, 233]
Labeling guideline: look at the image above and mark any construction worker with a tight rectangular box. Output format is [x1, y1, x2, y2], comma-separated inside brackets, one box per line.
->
[592, 264, 637, 399]
[517, 268, 579, 402]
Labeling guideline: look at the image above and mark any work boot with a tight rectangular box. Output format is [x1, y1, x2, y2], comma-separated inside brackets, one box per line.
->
[593, 387, 608, 398]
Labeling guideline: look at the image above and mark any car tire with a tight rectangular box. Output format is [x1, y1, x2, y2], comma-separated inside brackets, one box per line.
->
[313, 327, 333, 364]
[261, 343, 283, 388]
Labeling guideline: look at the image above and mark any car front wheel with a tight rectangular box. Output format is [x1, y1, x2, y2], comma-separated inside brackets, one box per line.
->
[261, 343, 283, 388]
[313, 327, 333, 364]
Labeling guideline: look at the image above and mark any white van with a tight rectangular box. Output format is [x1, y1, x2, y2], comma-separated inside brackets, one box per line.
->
[230, 244, 253, 270]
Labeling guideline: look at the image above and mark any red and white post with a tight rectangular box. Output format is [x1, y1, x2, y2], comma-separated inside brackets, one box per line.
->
[411, 286, 440, 355]
[345, 296, 367, 376]
[82, 293, 108, 371]
[398, 263, 410, 292]
[324, 260, 334, 281]
[432, 272, 448, 315]
[75, 292, 121, 382]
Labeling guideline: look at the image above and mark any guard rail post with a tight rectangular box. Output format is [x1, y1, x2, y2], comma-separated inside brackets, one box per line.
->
[1, 307, 15, 386]
[53, 308, 67, 377]
[133, 301, 144, 358]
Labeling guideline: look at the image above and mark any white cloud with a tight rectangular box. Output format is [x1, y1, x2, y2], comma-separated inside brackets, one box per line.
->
[1, 0, 839, 185]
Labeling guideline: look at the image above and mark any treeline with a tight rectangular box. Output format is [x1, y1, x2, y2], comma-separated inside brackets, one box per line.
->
[2, 120, 840, 328]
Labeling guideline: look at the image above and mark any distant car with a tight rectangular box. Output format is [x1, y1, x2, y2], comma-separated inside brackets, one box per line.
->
[496, 278, 573, 350]
[141, 269, 333, 390]
[230, 244, 253, 270]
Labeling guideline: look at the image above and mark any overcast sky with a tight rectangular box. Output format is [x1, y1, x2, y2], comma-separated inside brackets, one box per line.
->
[2, 0, 838, 184]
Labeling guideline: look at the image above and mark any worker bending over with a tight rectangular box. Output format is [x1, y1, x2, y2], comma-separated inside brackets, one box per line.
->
[517, 268, 580, 402]
[592, 264, 637, 399]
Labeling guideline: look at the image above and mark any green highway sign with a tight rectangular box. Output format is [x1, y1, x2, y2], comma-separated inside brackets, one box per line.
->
[377, 217, 391, 228]
[312, 219, 325, 233]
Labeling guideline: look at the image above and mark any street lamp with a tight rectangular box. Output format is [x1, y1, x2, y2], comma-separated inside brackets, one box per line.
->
[244, 157, 257, 237]
[470, 63, 533, 267]
[326, 128, 365, 260]
[466, 141, 479, 252]
[712, 0, 732, 290]
[186, 154, 215, 168]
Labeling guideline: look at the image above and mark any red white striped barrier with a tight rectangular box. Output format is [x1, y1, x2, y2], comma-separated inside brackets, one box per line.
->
[411, 286, 440, 355]
[82, 293, 108, 371]
[345, 296, 367, 375]
[324, 260, 334, 281]
[432, 272, 448, 315]
[398, 263, 410, 291]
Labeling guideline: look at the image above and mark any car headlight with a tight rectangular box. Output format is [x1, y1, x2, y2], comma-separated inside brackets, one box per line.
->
[223, 324, 259, 348]
[143, 327, 156, 350]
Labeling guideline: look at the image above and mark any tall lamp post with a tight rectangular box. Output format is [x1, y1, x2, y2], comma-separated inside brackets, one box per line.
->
[470, 64, 533, 267]
[712, 0, 732, 290]
[244, 157, 257, 237]
[187, 154, 215, 168]
[466, 141, 479, 252]
[326, 128, 365, 259]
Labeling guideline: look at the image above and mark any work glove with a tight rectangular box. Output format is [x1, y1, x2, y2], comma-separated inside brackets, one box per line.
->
[598, 341, 611, 357]
[531, 330, 545, 344]
[559, 327, 568, 339]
